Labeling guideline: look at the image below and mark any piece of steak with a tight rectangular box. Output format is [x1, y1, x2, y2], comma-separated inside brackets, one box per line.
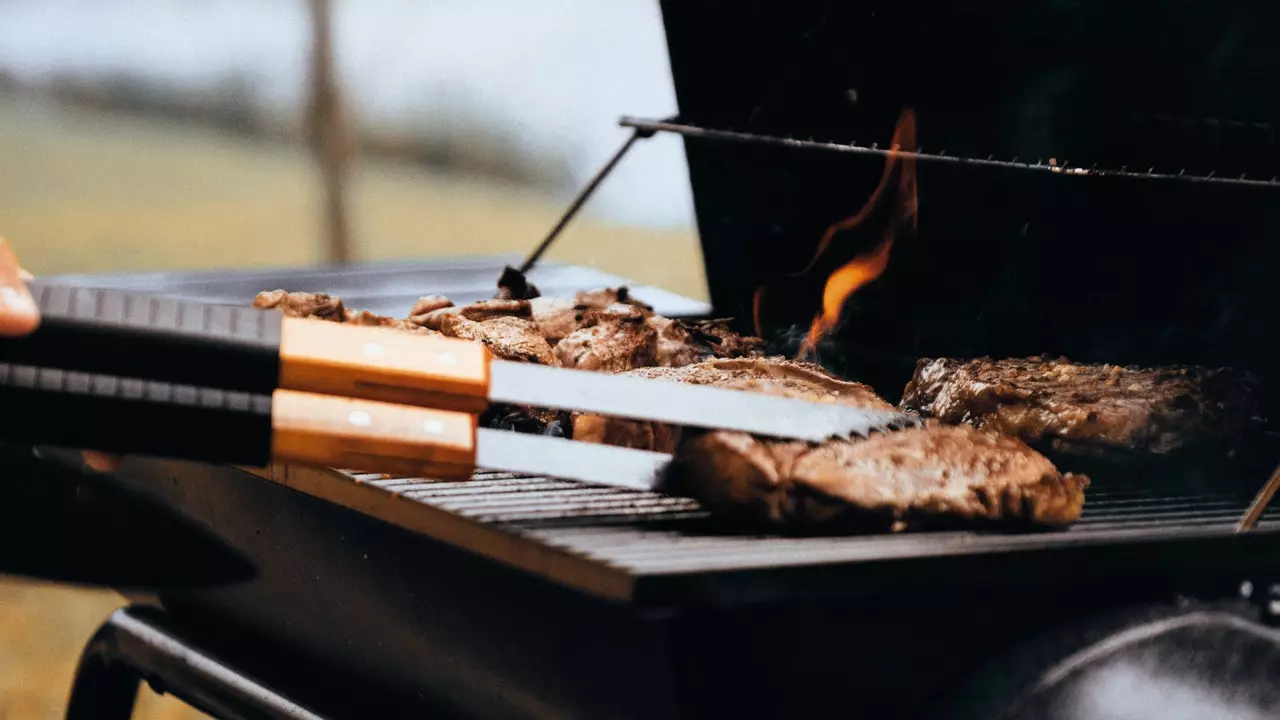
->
[665, 422, 1088, 533]
[531, 289, 653, 343]
[440, 313, 559, 366]
[648, 316, 766, 367]
[901, 356, 1264, 458]
[254, 290, 436, 334]
[554, 310, 659, 371]
[573, 357, 894, 453]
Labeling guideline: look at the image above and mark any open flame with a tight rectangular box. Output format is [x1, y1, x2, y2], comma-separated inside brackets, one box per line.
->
[754, 109, 919, 358]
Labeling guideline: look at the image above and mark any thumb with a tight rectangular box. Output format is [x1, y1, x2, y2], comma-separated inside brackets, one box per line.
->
[0, 238, 39, 336]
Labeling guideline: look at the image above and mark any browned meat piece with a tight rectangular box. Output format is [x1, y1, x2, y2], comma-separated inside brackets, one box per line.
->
[573, 357, 894, 452]
[344, 309, 438, 334]
[530, 288, 654, 342]
[575, 286, 653, 313]
[411, 296, 533, 331]
[440, 313, 559, 365]
[406, 295, 454, 329]
[667, 423, 1089, 533]
[648, 316, 766, 367]
[254, 290, 347, 321]
[554, 311, 658, 371]
[255, 290, 436, 334]
[901, 356, 1264, 457]
[460, 299, 534, 321]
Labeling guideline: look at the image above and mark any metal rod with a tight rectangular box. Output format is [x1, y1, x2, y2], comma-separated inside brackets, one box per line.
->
[518, 128, 651, 274]
[1237, 462, 1280, 532]
[620, 116, 1280, 190]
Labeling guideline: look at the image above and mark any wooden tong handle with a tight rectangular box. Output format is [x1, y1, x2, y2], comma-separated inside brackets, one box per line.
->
[278, 318, 493, 414]
[271, 390, 477, 480]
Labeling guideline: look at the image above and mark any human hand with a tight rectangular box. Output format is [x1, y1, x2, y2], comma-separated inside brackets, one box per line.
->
[0, 237, 40, 336]
[0, 237, 121, 472]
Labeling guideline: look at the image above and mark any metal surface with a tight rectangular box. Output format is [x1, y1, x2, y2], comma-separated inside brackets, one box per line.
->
[475, 428, 669, 490]
[488, 360, 920, 442]
[47, 256, 711, 320]
[621, 116, 1280, 189]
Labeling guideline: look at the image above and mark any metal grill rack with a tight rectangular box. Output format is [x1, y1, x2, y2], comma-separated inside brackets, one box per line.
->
[259, 463, 1280, 606]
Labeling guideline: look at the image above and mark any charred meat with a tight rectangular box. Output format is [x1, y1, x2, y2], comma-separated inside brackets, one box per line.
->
[573, 357, 894, 453]
[495, 265, 541, 300]
[440, 313, 559, 366]
[530, 288, 653, 342]
[901, 356, 1264, 458]
[649, 316, 766, 367]
[254, 290, 436, 334]
[554, 310, 658, 371]
[667, 423, 1088, 533]
[253, 290, 347, 322]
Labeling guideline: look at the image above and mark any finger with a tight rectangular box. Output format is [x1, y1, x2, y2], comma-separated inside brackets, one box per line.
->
[81, 450, 123, 473]
[0, 238, 38, 336]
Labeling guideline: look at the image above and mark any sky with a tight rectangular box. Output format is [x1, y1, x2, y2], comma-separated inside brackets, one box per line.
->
[0, 0, 697, 229]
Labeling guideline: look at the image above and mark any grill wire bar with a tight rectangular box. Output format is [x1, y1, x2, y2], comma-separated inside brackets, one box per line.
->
[342, 467, 1280, 585]
[620, 116, 1280, 190]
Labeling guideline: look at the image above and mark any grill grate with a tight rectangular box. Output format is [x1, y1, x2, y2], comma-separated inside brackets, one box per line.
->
[331, 467, 1280, 600]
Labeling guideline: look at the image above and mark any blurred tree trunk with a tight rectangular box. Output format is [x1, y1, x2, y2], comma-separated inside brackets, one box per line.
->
[306, 0, 354, 264]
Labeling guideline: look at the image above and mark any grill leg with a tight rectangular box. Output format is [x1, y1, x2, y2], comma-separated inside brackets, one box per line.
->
[66, 646, 140, 720]
[65, 606, 329, 720]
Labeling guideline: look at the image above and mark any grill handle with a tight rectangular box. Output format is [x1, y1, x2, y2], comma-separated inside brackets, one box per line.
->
[0, 363, 274, 466]
[0, 282, 283, 395]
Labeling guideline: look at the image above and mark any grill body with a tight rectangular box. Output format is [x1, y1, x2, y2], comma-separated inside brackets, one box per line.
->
[42, 4, 1280, 702]
[30, 257, 1280, 718]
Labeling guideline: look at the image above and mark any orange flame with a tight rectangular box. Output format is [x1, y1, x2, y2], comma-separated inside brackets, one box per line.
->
[754, 109, 918, 358]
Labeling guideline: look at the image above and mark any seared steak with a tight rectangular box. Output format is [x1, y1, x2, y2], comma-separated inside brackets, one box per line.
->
[440, 313, 558, 365]
[531, 290, 652, 342]
[649, 317, 766, 367]
[667, 423, 1088, 533]
[901, 356, 1264, 457]
[554, 310, 658, 371]
[573, 357, 894, 453]
[254, 290, 436, 334]
[254, 290, 347, 321]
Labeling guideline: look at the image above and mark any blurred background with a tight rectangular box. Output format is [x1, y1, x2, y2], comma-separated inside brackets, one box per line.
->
[0, 1, 704, 717]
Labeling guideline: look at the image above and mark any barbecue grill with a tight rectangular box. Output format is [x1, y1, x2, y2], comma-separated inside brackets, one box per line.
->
[16, 1, 1280, 717]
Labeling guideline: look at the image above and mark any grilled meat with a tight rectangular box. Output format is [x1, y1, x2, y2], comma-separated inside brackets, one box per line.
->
[901, 356, 1264, 458]
[666, 422, 1088, 533]
[554, 310, 658, 371]
[573, 357, 894, 452]
[440, 313, 558, 365]
[406, 295, 455, 330]
[461, 299, 534, 322]
[253, 290, 347, 321]
[649, 316, 766, 366]
[531, 289, 653, 342]
[254, 290, 436, 334]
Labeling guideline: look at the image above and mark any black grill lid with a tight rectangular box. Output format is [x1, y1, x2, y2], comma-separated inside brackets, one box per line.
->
[659, 0, 1280, 395]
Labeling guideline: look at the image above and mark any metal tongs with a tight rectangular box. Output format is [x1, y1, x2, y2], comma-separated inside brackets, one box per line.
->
[0, 282, 917, 490]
